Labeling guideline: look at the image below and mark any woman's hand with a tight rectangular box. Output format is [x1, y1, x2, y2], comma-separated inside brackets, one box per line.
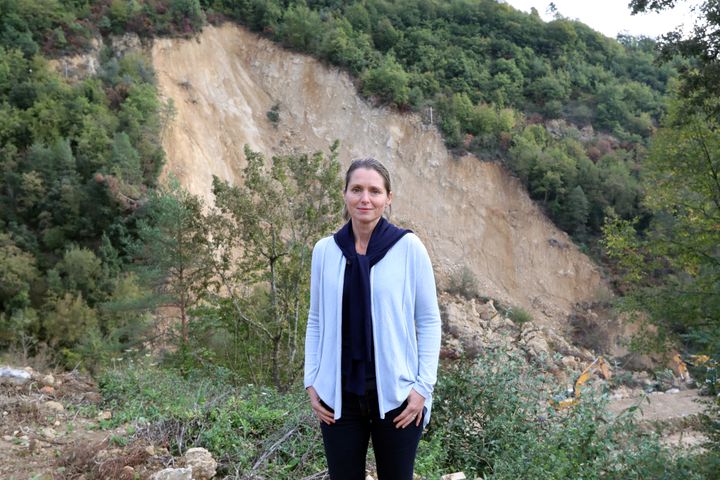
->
[306, 386, 335, 425]
[393, 388, 425, 429]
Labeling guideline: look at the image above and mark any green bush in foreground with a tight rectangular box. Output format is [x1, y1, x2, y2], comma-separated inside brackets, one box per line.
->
[98, 362, 325, 477]
[430, 349, 707, 479]
[98, 349, 712, 479]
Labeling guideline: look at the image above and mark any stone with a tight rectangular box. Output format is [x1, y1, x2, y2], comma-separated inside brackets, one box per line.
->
[120, 466, 136, 480]
[666, 388, 680, 394]
[0, 367, 32, 385]
[151, 467, 193, 480]
[43, 401, 64, 412]
[184, 447, 217, 480]
[98, 411, 112, 421]
[441, 473, 467, 480]
[40, 427, 57, 440]
[145, 445, 156, 456]
[561, 356, 580, 370]
[40, 386, 55, 395]
[42, 374, 55, 386]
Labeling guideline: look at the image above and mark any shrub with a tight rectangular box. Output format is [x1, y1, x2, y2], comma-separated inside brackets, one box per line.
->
[507, 306, 532, 324]
[446, 265, 479, 299]
[428, 348, 705, 478]
[98, 362, 326, 477]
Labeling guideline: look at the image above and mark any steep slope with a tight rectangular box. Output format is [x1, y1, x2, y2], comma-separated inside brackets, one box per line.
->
[151, 24, 604, 327]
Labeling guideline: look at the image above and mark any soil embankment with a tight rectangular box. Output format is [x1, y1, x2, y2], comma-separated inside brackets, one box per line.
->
[152, 23, 605, 326]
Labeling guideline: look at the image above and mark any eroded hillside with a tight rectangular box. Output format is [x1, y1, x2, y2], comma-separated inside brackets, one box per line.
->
[151, 24, 605, 326]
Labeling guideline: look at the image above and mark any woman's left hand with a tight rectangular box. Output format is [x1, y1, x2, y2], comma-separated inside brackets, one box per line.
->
[393, 388, 425, 429]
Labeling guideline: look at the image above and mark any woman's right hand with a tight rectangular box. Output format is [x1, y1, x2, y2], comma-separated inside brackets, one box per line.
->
[307, 386, 335, 425]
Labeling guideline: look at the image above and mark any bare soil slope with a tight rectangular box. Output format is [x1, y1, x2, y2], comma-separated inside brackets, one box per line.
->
[152, 24, 605, 326]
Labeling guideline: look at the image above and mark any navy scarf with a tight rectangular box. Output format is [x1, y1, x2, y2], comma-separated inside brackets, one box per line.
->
[333, 217, 410, 395]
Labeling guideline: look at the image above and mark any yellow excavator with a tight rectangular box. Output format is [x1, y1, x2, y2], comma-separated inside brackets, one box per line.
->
[552, 357, 612, 409]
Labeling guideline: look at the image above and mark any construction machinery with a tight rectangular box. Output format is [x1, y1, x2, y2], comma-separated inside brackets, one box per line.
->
[552, 356, 612, 409]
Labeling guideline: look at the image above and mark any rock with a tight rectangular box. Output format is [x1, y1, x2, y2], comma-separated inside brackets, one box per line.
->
[145, 445, 156, 456]
[666, 388, 680, 394]
[184, 447, 217, 480]
[111, 33, 142, 57]
[560, 355, 582, 370]
[43, 401, 64, 412]
[521, 323, 552, 358]
[40, 427, 57, 440]
[121, 466, 136, 480]
[477, 300, 497, 321]
[441, 473, 467, 480]
[98, 411, 112, 421]
[0, 367, 32, 385]
[42, 374, 55, 386]
[151, 467, 193, 480]
[40, 386, 55, 395]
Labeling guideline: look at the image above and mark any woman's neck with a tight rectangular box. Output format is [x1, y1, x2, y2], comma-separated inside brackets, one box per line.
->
[352, 218, 379, 255]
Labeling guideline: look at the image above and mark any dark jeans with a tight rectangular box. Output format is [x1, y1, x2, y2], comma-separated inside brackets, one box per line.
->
[320, 390, 424, 480]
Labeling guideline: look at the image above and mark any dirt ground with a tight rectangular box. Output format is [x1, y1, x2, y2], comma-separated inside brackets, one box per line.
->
[0, 370, 168, 480]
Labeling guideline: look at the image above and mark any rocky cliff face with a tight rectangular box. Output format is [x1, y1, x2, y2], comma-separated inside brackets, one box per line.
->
[151, 24, 605, 327]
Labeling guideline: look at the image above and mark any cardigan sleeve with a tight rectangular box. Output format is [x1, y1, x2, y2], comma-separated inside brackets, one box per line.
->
[304, 238, 324, 389]
[409, 235, 441, 400]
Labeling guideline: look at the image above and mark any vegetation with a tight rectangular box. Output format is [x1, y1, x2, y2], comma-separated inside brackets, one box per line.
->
[1, 0, 719, 477]
[201, 0, 675, 239]
[93, 349, 707, 479]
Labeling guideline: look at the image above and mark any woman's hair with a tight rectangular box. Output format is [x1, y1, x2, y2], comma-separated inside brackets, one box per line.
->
[343, 158, 392, 221]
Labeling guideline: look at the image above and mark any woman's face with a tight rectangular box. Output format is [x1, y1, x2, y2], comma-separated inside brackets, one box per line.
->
[344, 168, 392, 227]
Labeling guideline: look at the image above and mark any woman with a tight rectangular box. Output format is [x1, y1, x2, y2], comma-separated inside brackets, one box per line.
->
[304, 158, 441, 479]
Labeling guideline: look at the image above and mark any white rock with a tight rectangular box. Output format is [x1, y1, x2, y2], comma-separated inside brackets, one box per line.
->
[666, 388, 680, 394]
[184, 447, 217, 480]
[43, 401, 64, 412]
[40, 427, 57, 440]
[151, 468, 193, 480]
[441, 473, 467, 480]
[0, 367, 32, 385]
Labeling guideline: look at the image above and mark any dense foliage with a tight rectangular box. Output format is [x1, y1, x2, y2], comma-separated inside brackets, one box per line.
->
[92, 350, 709, 479]
[0, 0, 678, 363]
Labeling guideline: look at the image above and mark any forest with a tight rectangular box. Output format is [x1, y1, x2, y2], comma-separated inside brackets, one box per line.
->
[1, 0, 719, 477]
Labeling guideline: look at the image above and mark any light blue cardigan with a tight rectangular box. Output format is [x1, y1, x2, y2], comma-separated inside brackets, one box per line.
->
[304, 233, 442, 428]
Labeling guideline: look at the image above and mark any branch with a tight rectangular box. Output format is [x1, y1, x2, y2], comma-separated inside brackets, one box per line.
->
[252, 425, 298, 470]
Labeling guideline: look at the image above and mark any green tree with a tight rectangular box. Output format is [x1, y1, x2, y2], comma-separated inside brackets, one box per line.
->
[133, 180, 213, 346]
[208, 144, 343, 388]
[603, 98, 720, 355]
[361, 54, 410, 106]
[0, 233, 38, 313]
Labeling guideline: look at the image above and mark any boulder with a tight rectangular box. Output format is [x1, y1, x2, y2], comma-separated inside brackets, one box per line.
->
[184, 447, 217, 480]
[151, 468, 193, 480]
[43, 401, 64, 412]
[441, 473, 467, 480]
[0, 367, 32, 385]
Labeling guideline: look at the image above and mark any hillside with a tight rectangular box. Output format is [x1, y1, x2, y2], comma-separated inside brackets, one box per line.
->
[153, 23, 604, 327]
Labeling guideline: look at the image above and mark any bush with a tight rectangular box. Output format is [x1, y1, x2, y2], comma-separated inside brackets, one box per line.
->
[446, 265, 479, 299]
[507, 306, 532, 324]
[428, 349, 705, 478]
[98, 362, 326, 477]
